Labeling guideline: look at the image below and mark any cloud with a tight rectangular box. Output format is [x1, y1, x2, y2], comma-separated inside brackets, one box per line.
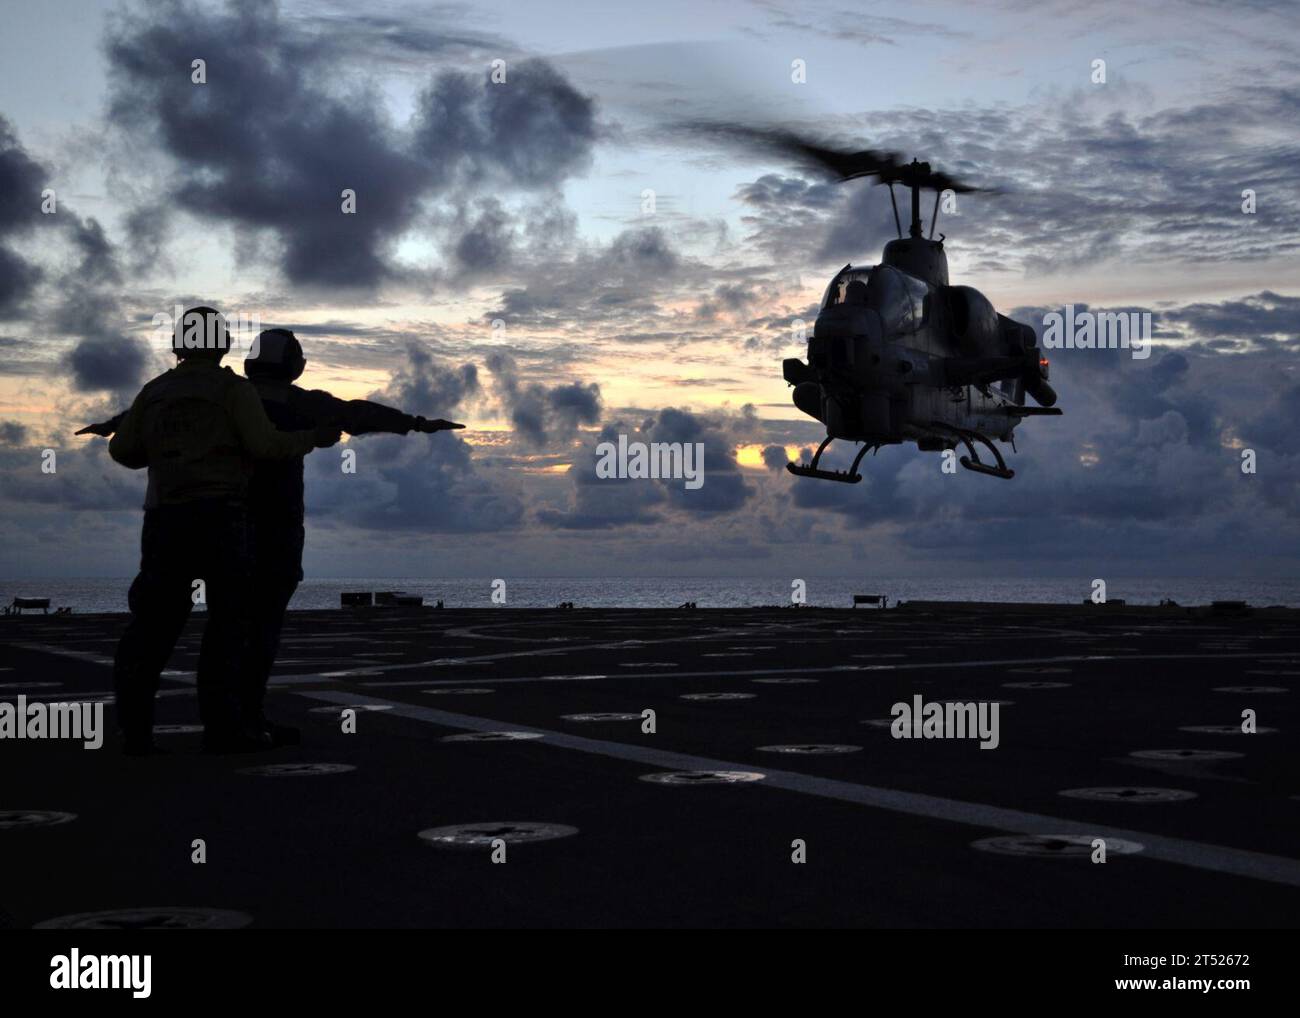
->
[747, 0, 971, 47]
[411, 58, 597, 190]
[1161, 291, 1300, 349]
[0, 421, 28, 446]
[65, 331, 149, 394]
[607, 226, 679, 274]
[0, 119, 45, 224]
[680, 83, 1300, 278]
[485, 351, 601, 447]
[541, 407, 755, 528]
[0, 116, 47, 315]
[104, 0, 596, 290]
[761, 443, 789, 470]
[305, 428, 525, 535]
[0, 115, 144, 394]
[370, 342, 480, 417]
[0, 440, 146, 513]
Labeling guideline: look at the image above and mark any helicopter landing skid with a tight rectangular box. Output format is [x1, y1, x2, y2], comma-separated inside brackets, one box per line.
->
[928, 423, 1015, 479]
[786, 436, 872, 483]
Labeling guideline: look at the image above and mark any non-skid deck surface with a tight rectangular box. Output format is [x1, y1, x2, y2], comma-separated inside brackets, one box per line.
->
[2, 603, 1297, 928]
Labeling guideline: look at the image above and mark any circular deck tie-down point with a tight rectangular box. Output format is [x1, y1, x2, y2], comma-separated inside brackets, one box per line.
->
[973, 834, 1143, 858]
[0, 809, 76, 830]
[756, 744, 862, 755]
[423, 687, 495, 695]
[1059, 786, 1197, 803]
[640, 770, 766, 786]
[34, 907, 252, 930]
[561, 712, 641, 722]
[752, 677, 819, 684]
[680, 692, 755, 701]
[1130, 748, 1243, 761]
[237, 762, 357, 777]
[1179, 724, 1278, 735]
[418, 822, 578, 848]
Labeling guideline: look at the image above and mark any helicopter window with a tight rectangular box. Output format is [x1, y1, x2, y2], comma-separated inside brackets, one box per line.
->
[821, 269, 872, 310]
[903, 274, 930, 330]
[865, 267, 911, 334]
[821, 267, 927, 332]
[865, 267, 930, 334]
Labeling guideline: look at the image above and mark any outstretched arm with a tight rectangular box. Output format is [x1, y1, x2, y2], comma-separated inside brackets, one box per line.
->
[75, 410, 128, 437]
[291, 388, 464, 436]
[411, 416, 465, 433]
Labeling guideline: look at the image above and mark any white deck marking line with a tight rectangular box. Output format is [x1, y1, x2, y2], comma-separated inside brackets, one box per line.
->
[12, 639, 1296, 687]
[295, 689, 1300, 889]
[6, 643, 318, 687]
[364, 674, 608, 688]
[10, 642, 116, 667]
[341, 650, 1294, 686]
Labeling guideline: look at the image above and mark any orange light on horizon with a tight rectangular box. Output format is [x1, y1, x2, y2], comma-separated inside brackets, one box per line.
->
[735, 444, 801, 469]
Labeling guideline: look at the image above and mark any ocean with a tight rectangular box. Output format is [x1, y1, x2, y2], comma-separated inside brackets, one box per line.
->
[4, 576, 1300, 614]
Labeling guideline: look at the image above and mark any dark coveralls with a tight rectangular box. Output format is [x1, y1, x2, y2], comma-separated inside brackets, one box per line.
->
[108, 361, 319, 743]
[241, 380, 422, 726]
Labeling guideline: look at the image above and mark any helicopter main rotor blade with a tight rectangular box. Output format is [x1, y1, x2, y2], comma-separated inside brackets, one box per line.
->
[688, 123, 904, 181]
[680, 121, 985, 192]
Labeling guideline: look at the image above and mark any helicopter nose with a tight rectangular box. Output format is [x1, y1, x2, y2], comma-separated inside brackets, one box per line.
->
[792, 382, 822, 421]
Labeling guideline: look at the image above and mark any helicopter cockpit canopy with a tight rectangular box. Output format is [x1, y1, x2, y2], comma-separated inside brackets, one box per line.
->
[820, 265, 929, 335]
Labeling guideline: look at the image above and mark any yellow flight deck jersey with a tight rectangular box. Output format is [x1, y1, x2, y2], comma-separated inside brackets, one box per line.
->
[109, 359, 319, 508]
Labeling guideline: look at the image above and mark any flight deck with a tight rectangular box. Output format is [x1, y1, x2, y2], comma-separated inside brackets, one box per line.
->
[2, 602, 1297, 929]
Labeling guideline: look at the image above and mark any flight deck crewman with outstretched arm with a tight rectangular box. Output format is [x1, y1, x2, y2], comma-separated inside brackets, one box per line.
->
[83, 326, 461, 745]
[103, 307, 340, 755]
[237, 328, 463, 740]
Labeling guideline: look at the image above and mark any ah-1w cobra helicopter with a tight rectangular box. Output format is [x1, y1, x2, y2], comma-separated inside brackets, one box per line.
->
[709, 127, 1060, 481]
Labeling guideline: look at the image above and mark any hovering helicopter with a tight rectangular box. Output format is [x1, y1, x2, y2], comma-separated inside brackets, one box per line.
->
[706, 126, 1061, 481]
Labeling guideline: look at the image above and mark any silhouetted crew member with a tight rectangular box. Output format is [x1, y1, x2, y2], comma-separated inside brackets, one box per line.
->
[97, 308, 340, 754]
[82, 327, 463, 742]
[238, 328, 462, 732]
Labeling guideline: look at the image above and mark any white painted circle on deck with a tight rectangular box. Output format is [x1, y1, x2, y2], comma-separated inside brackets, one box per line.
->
[0, 809, 76, 830]
[418, 822, 577, 848]
[1130, 749, 1243, 761]
[1059, 787, 1197, 803]
[680, 692, 755, 701]
[35, 907, 251, 930]
[973, 834, 1143, 857]
[237, 763, 357, 777]
[561, 712, 641, 722]
[639, 770, 766, 785]
[756, 744, 862, 755]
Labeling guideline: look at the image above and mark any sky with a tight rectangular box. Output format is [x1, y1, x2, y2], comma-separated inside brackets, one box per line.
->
[0, 0, 1297, 581]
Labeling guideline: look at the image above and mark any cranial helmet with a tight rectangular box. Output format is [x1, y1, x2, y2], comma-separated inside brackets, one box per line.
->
[245, 328, 306, 382]
[172, 306, 231, 360]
